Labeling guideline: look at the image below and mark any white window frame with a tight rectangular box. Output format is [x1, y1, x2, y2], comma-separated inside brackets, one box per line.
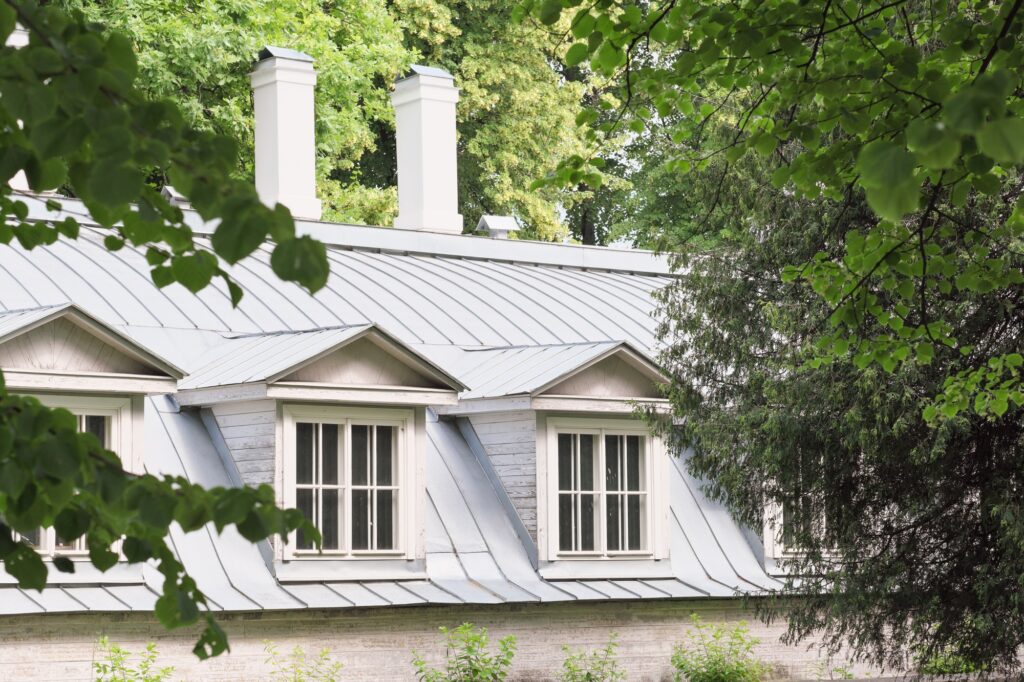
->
[540, 416, 669, 561]
[19, 394, 137, 558]
[280, 404, 418, 560]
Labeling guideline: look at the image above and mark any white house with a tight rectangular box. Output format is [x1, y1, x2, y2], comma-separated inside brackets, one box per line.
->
[0, 47, 851, 680]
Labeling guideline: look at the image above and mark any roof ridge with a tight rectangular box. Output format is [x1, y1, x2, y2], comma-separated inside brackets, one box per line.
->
[225, 323, 371, 339]
[0, 302, 71, 316]
[462, 339, 625, 352]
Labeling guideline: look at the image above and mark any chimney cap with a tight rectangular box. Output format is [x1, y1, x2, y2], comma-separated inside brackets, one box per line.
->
[398, 64, 454, 82]
[476, 215, 518, 239]
[257, 46, 314, 63]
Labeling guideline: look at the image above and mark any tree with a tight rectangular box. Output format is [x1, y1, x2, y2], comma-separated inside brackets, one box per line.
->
[58, 0, 411, 227]
[0, 0, 325, 658]
[366, 0, 595, 239]
[529, 0, 1024, 671]
[65, 0, 602, 239]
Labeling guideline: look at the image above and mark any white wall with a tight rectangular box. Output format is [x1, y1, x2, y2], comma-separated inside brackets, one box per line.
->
[0, 601, 883, 680]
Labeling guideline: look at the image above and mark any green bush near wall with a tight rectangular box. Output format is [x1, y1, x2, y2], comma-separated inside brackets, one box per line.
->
[670, 614, 770, 682]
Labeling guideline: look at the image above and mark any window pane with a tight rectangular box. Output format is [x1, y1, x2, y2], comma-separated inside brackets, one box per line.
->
[627, 495, 643, 551]
[322, 489, 340, 550]
[21, 528, 41, 548]
[607, 494, 621, 551]
[84, 415, 108, 447]
[296, 423, 315, 485]
[558, 494, 574, 551]
[580, 494, 596, 551]
[296, 488, 314, 550]
[351, 425, 369, 485]
[557, 433, 573, 490]
[352, 490, 369, 550]
[376, 426, 394, 485]
[579, 435, 595, 490]
[626, 436, 642, 491]
[605, 435, 622, 492]
[322, 424, 339, 485]
[376, 490, 395, 550]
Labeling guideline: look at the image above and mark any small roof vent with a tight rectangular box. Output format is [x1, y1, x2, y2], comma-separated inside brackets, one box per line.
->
[476, 215, 518, 239]
[161, 185, 191, 209]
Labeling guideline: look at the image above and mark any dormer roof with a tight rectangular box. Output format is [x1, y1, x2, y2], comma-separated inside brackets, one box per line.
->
[176, 324, 465, 406]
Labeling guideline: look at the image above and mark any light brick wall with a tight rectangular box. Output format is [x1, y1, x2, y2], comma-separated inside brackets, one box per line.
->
[0, 600, 882, 680]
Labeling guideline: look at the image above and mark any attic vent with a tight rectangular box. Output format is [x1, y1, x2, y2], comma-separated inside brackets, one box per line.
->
[476, 215, 518, 240]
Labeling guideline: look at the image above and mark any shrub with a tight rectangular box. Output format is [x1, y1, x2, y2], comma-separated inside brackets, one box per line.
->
[560, 634, 626, 681]
[92, 637, 174, 682]
[915, 648, 987, 675]
[412, 623, 516, 681]
[264, 641, 343, 682]
[670, 614, 769, 682]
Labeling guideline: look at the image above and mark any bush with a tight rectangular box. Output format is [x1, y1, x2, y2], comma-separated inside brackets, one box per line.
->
[670, 614, 769, 682]
[560, 634, 626, 681]
[915, 648, 987, 675]
[264, 641, 344, 682]
[412, 623, 516, 681]
[92, 637, 174, 682]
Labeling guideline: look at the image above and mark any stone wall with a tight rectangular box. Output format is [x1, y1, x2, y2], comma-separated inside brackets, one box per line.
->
[0, 599, 883, 680]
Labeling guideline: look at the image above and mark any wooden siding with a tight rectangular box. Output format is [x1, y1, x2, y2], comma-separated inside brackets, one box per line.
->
[0, 600, 883, 680]
[0, 318, 155, 375]
[210, 399, 277, 486]
[545, 354, 661, 398]
[469, 411, 538, 540]
[284, 337, 442, 388]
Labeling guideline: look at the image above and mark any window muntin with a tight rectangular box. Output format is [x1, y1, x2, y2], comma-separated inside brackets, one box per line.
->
[285, 409, 407, 557]
[20, 409, 113, 556]
[556, 428, 650, 556]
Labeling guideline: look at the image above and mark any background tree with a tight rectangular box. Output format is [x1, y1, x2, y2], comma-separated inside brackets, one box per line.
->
[529, 0, 1024, 671]
[65, 0, 602, 238]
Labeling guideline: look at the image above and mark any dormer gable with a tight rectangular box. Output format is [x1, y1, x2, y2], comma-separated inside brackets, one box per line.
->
[440, 341, 667, 414]
[0, 304, 183, 394]
[176, 325, 464, 407]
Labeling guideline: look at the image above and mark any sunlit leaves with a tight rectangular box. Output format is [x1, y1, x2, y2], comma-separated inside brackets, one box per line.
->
[0, 0, 329, 297]
[534, 0, 1024, 421]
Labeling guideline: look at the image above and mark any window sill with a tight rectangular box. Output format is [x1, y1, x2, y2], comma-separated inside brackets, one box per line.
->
[539, 557, 674, 581]
[274, 557, 426, 582]
[0, 559, 142, 585]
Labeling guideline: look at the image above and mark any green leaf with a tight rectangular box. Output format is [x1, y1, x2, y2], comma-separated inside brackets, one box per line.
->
[211, 213, 269, 265]
[976, 117, 1024, 164]
[565, 43, 589, 67]
[86, 160, 143, 206]
[538, 0, 562, 25]
[856, 141, 915, 189]
[170, 252, 217, 293]
[52, 555, 75, 574]
[906, 119, 960, 169]
[270, 236, 329, 292]
[865, 181, 920, 222]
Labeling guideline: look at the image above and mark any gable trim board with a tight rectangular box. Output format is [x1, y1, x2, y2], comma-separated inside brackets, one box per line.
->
[0, 304, 183, 393]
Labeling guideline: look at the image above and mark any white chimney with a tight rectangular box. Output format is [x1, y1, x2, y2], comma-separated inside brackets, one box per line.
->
[250, 46, 321, 221]
[391, 66, 463, 234]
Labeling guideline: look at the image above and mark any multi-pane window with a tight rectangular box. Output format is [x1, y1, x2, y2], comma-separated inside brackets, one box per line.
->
[292, 417, 401, 555]
[556, 430, 648, 555]
[21, 411, 111, 555]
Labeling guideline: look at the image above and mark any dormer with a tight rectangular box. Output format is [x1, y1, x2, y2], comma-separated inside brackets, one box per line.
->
[437, 342, 672, 578]
[175, 325, 464, 578]
[0, 304, 182, 559]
